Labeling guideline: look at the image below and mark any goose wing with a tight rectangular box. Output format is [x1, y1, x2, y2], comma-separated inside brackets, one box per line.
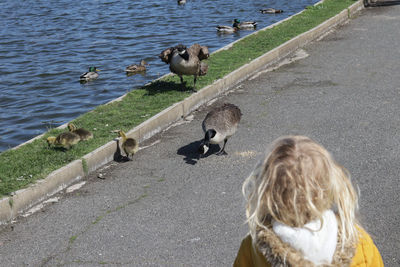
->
[203, 103, 242, 134]
[159, 47, 174, 64]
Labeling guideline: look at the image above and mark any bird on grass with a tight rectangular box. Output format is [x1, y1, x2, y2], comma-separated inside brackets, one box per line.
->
[47, 132, 81, 150]
[80, 67, 100, 82]
[159, 43, 209, 92]
[118, 130, 139, 160]
[260, 8, 284, 14]
[198, 103, 242, 156]
[125, 59, 148, 74]
[67, 123, 93, 141]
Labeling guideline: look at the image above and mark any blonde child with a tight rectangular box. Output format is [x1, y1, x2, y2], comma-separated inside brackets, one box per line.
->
[234, 136, 383, 267]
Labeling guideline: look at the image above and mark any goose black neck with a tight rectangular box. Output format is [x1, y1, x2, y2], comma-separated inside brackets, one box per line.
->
[205, 129, 216, 142]
[179, 50, 189, 61]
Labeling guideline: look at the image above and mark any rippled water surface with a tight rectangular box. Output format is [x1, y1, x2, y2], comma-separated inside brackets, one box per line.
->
[0, 0, 318, 152]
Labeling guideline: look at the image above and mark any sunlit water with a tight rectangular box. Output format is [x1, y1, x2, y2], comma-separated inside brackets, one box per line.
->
[0, 0, 318, 152]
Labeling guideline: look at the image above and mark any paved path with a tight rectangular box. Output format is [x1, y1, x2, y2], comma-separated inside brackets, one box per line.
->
[1, 5, 399, 267]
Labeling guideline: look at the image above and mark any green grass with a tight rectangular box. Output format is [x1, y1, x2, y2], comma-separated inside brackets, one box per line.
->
[0, 0, 357, 198]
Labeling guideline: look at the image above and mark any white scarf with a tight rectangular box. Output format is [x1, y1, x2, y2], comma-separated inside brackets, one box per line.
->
[272, 210, 338, 265]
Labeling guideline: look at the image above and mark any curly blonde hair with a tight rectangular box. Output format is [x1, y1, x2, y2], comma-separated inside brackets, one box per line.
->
[243, 136, 359, 250]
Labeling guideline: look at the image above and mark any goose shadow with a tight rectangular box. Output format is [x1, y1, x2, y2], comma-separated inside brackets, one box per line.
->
[177, 140, 221, 165]
[143, 80, 194, 95]
[113, 139, 131, 163]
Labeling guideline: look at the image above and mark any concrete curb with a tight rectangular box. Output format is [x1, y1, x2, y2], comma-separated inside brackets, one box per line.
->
[0, 0, 364, 224]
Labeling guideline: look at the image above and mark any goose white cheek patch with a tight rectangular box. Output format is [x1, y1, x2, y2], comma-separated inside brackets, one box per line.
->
[202, 145, 209, 154]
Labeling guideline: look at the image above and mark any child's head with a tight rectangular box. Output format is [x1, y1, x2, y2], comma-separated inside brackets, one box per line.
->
[243, 136, 359, 245]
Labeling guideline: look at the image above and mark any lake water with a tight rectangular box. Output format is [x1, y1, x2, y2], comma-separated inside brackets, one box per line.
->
[0, 0, 318, 152]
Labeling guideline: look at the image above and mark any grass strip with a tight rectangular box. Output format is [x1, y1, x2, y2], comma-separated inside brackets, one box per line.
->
[0, 0, 357, 197]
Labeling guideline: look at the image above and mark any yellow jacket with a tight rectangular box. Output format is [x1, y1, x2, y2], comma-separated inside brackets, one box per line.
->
[234, 227, 383, 267]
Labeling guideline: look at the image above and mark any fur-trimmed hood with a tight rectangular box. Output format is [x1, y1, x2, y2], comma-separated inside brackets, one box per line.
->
[255, 218, 356, 267]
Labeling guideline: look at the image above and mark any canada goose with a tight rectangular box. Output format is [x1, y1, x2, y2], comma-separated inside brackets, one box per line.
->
[234, 19, 257, 29]
[47, 132, 81, 150]
[125, 59, 148, 74]
[67, 123, 93, 141]
[159, 43, 209, 92]
[118, 130, 139, 160]
[80, 67, 100, 82]
[198, 103, 242, 156]
[260, 8, 284, 14]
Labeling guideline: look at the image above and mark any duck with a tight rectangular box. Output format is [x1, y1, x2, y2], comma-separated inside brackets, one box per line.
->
[159, 43, 209, 92]
[47, 132, 81, 150]
[80, 67, 100, 82]
[234, 19, 257, 29]
[260, 8, 284, 14]
[125, 59, 148, 74]
[67, 123, 93, 141]
[216, 22, 240, 33]
[118, 130, 139, 160]
[198, 103, 242, 156]
[177, 0, 186, 4]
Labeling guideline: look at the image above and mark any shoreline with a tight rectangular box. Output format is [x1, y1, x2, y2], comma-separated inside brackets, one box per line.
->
[0, 0, 364, 224]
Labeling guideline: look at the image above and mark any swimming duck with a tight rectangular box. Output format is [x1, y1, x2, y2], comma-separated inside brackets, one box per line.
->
[47, 132, 81, 150]
[80, 67, 100, 82]
[260, 8, 284, 14]
[198, 103, 242, 156]
[177, 0, 186, 4]
[159, 43, 209, 92]
[234, 19, 257, 29]
[216, 19, 241, 33]
[125, 59, 148, 74]
[118, 130, 139, 160]
[67, 123, 93, 141]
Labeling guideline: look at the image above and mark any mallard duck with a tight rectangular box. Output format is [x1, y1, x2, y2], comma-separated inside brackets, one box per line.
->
[67, 123, 93, 141]
[260, 8, 284, 14]
[234, 19, 257, 29]
[80, 67, 100, 82]
[198, 103, 242, 156]
[118, 130, 139, 160]
[125, 59, 148, 74]
[177, 0, 186, 5]
[47, 132, 81, 150]
[216, 24, 240, 33]
[159, 43, 209, 92]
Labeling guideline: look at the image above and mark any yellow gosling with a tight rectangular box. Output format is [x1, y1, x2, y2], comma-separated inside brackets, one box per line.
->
[47, 132, 81, 150]
[118, 130, 139, 160]
[67, 123, 93, 141]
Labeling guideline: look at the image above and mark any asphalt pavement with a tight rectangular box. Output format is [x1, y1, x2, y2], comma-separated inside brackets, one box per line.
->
[0, 5, 399, 267]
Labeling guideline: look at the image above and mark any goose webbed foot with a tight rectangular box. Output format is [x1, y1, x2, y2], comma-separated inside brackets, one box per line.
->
[216, 139, 228, 155]
[215, 149, 227, 156]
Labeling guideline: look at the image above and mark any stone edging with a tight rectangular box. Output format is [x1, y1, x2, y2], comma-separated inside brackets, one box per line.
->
[0, 0, 364, 224]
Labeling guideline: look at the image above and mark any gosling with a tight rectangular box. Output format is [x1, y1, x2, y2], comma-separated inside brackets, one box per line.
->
[118, 130, 139, 160]
[47, 132, 81, 150]
[198, 103, 242, 156]
[67, 123, 93, 141]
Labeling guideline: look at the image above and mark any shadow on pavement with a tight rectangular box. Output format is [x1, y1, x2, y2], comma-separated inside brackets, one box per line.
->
[177, 140, 221, 165]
